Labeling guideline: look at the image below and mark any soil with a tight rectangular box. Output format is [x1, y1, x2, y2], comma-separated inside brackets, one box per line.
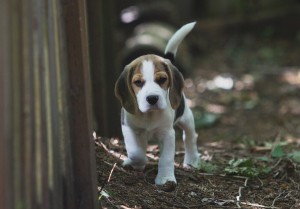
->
[96, 20, 300, 209]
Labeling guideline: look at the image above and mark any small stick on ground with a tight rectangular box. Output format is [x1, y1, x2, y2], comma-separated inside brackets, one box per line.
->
[272, 192, 284, 207]
[99, 162, 117, 193]
[108, 163, 117, 183]
[236, 177, 248, 208]
[240, 201, 280, 209]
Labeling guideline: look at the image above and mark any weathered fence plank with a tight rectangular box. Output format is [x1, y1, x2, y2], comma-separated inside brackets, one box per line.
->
[0, 0, 98, 208]
[87, 0, 121, 137]
[0, 2, 13, 209]
[62, 0, 98, 208]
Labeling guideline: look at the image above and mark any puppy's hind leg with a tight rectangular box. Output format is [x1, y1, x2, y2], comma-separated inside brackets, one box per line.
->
[122, 125, 147, 170]
[177, 107, 200, 169]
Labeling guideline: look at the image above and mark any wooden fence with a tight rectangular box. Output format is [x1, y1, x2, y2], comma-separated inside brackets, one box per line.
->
[0, 0, 109, 208]
[87, 0, 121, 137]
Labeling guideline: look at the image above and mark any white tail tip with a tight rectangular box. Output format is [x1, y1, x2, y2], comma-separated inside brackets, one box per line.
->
[164, 21, 196, 56]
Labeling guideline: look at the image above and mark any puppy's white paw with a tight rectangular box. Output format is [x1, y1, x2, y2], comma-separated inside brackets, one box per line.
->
[122, 158, 145, 170]
[155, 174, 177, 185]
[183, 153, 201, 169]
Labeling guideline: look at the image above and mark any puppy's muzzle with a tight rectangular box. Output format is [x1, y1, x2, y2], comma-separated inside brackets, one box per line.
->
[146, 95, 159, 105]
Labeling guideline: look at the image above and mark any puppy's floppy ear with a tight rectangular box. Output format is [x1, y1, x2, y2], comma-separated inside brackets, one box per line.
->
[164, 60, 184, 109]
[115, 65, 139, 114]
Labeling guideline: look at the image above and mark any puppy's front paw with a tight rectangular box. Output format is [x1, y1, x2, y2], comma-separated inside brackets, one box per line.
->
[157, 181, 177, 192]
[183, 153, 201, 169]
[155, 174, 176, 185]
[122, 158, 145, 170]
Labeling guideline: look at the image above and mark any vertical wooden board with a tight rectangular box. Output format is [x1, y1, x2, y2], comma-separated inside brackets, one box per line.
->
[53, 12, 76, 207]
[62, 0, 98, 208]
[34, 0, 51, 207]
[87, 0, 121, 137]
[0, 1, 13, 209]
[45, 0, 76, 208]
[87, 0, 108, 135]
[18, 1, 35, 208]
[44, 0, 65, 208]
[10, 0, 24, 208]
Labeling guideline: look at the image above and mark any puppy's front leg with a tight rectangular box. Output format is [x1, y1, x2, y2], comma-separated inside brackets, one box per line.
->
[155, 128, 176, 185]
[122, 125, 147, 170]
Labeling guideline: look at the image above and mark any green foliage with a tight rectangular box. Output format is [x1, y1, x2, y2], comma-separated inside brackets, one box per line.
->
[271, 144, 300, 163]
[194, 112, 220, 129]
[243, 99, 258, 110]
[258, 156, 269, 162]
[197, 159, 217, 173]
[224, 144, 300, 177]
[198, 142, 299, 179]
[271, 144, 285, 158]
[224, 158, 271, 177]
[287, 151, 300, 163]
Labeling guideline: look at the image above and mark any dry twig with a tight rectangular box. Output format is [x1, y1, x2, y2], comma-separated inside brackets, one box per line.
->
[108, 163, 117, 183]
[236, 177, 248, 208]
[240, 201, 280, 209]
[271, 192, 284, 207]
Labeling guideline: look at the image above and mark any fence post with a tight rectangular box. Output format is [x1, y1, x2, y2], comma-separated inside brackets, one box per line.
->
[0, 0, 98, 208]
[61, 0, 99, 208]
[0, 1, 13, 209]
[87, 0, 121, 137]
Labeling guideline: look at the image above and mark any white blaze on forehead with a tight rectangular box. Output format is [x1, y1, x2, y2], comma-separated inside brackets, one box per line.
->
[141, 60, 155, 82]
[136, 58, 168, 112]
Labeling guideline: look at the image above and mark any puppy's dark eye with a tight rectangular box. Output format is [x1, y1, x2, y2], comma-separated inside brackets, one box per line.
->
[156, 77, 167, 85]
[133, 79, 144, 87]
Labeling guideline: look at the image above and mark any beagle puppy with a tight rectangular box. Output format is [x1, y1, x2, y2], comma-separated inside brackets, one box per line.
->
[115, 22, 200, 185]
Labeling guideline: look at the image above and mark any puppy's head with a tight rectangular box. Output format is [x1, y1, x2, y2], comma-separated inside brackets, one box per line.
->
[115, 54, 184, 114]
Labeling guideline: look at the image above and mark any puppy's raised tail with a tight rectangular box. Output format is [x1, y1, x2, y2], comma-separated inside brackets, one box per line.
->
[164, 22, 196, 63]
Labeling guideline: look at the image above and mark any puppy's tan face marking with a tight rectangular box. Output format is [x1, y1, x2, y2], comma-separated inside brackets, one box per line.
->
[131, 58, 170, 95]
[132, 71, 144, 94]
[154, 71, 169, 89]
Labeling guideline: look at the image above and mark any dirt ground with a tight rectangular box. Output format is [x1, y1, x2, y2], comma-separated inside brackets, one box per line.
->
[96, 20, 300, 209]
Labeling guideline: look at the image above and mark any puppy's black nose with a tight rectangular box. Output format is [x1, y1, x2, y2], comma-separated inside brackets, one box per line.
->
[146, 95, 159, 105]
